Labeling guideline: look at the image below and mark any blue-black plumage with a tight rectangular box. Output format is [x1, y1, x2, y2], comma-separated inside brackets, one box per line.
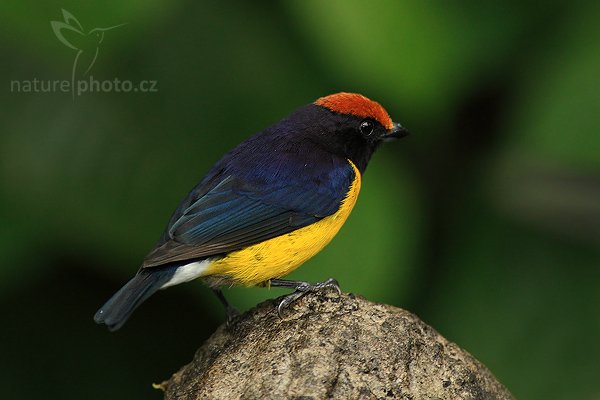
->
[94, 93, 408, 330]
[93, 266, 177, 331]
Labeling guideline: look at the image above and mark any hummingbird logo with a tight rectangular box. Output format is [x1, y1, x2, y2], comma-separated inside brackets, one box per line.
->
[51, 9, 126, 98]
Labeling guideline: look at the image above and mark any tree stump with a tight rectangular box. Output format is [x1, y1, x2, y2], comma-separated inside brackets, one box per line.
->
[158, 291, 513, 399]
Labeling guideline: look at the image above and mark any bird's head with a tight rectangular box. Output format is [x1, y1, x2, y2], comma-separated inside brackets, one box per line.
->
[286, 92, 408, 173]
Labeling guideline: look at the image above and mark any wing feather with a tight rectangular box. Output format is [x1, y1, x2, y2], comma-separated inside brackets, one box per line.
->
[142, 163, 354, 269]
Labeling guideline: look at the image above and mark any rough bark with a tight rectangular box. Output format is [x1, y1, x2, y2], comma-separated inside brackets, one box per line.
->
[158, 291, 513, 400]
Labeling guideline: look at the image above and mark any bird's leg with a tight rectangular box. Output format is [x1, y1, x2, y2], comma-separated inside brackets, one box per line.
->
[269, 278, 342, 318]
[211, 288, 240, 325]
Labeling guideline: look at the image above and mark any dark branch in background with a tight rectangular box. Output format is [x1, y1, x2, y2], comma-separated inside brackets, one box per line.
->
[407, 75, 512, 315]
[405, 2, 578, 316]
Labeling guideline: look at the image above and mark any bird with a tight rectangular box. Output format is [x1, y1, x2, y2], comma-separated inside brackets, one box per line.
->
[94, 92, 409, 331]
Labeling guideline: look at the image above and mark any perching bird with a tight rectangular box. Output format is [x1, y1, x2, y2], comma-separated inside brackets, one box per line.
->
[94, 92, 408, 331]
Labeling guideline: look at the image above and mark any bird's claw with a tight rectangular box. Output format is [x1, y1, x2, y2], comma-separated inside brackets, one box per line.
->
[321, 278, 342, 295]
[277, 291, 304, 318]
[225, 305, 240, 327]
[276, 278, 342, 319]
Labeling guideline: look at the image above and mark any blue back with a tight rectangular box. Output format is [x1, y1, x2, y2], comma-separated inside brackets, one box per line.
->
[143, 110, 355, 268]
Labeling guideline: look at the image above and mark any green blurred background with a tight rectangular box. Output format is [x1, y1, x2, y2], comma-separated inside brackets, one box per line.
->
[1, 1, 599, 399]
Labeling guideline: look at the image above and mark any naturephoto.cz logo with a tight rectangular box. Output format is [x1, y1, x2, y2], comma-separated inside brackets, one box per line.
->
[9, 9, 158, 98]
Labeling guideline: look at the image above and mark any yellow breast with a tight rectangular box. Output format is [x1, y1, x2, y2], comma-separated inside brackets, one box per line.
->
[203, 160, 362, 287]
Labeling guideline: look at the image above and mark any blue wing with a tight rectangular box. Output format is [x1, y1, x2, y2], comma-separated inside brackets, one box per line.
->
[142, 153, 355, 268]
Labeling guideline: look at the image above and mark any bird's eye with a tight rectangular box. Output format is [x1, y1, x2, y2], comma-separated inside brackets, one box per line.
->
[359, 120, 374, 136]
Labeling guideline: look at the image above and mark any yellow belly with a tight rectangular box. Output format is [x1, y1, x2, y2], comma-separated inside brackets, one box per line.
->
[203, 160, 361, 286]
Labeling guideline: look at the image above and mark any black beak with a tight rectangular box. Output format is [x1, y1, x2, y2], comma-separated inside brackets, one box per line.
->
[382, 122, 409, 142]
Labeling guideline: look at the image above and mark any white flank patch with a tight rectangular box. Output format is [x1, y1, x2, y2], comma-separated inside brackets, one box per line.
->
[160, 259, 211, 289]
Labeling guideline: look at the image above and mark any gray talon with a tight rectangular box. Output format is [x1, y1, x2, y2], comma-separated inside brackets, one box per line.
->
[225, 305, 240, 326]
[271, 277, 342, 319]
[212, 287, 240, 326]
[277, 291, 304, 318]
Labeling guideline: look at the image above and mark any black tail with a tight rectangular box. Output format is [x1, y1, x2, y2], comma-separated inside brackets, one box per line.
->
[94, 267, 175, 331]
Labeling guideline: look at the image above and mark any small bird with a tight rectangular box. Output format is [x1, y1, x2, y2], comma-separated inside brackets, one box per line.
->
[94, 93, 408, 331]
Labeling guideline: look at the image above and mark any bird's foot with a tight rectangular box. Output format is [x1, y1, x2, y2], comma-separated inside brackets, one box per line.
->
[211, 287, 240, 327]
[270, 278, 342, 318]
[225, 305, 240, 327]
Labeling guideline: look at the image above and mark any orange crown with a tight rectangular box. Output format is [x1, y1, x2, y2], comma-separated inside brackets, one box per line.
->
[315, 92, 393, 130]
